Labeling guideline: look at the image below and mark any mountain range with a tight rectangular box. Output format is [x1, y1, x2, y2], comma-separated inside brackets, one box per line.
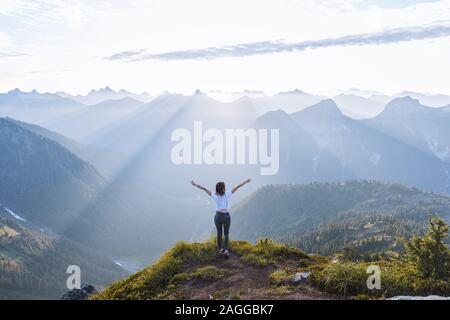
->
[56, 86, 153, 105]
[2, 87, 449, 126]
[365, 97, 450, 163]
[4, 90, 450, 241]
[1, 87, 450, 299]
[0, 89, 84, 124]
[232, 181, 450, 256]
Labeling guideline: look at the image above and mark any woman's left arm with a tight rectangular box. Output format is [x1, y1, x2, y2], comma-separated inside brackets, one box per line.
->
[232, 178, 251, 194]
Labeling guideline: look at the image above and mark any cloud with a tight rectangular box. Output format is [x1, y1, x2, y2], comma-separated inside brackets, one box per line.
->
[0, 51, 29, 58]
[106, 21, 450, 62]
[0, 0, 113, 29]
[0, 31, 14, 48]
[354, 0, 442, 10]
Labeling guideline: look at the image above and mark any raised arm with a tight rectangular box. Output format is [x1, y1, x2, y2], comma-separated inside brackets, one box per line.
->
[232, 178, 251, 194]
[191, 180, 212, 196]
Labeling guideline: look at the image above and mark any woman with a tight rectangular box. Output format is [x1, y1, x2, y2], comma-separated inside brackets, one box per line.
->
[191, 178, 251, 257]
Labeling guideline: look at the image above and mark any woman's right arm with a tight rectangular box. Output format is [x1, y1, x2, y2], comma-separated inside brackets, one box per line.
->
[191, 180, 212, 196]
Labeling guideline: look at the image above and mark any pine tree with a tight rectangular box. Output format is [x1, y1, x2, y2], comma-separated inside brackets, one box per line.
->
[404, 216, 450, 279]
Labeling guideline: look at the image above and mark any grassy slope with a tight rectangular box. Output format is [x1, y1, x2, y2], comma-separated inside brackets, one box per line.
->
[93, 238, 449, 300]
[93, 239, 329, 300]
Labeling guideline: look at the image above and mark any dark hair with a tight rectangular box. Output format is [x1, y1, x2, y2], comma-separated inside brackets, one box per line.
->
[215, 182, 226, 196]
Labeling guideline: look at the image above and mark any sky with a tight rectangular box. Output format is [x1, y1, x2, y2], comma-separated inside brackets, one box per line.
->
[0, 0, 450, 95]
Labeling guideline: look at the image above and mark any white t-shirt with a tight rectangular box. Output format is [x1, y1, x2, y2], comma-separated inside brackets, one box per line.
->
[211, 191, 232, 212]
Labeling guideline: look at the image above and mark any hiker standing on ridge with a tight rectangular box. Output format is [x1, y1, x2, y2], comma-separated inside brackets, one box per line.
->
[191, 179, 252, 257]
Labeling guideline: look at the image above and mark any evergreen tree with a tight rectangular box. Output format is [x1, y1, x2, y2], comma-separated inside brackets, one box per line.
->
[404, 216, 450, 279]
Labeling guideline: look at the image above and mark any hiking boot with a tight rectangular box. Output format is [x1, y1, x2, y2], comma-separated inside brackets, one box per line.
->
[223, 250, 230, 257]
[218, 249, 225, 254]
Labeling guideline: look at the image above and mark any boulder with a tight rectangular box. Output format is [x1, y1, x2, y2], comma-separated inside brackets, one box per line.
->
[292, 272, 310, 284]
[61, 284, 98, 300]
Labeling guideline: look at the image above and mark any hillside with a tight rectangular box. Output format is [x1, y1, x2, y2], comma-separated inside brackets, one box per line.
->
[94, 224, 450, 300]
[0, 205, 125, 299]
[94, 239, 333, 300]
[233, 181, 450, 255]
[0, 117, 146, 254]
[0, 117, 212, 258]
[3, 117, 88, 159]
[0, 117, 105, 239]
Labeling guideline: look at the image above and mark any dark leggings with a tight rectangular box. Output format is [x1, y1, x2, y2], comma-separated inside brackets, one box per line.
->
[214, 212, 230, 250]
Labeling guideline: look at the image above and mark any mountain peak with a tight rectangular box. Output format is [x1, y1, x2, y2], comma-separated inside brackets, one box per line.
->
[103, 86, 114, 92]
[391, 96, 420, 104]
[400, 90, 420, 96]
[300, 99, 342, 117]
[258, 109, 290, 121]
[194, 89, 204, 95]
[8, 88, 23, 95]
[88, 86, 115, 95]
[384, 96, 423, 113]
[254, 109, 301, 130]
[277, 88, 305, 95]
[242, 89, 266, 95]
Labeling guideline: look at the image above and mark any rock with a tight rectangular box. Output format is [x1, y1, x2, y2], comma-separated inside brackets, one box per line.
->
[61, 284, 98, 300]
[388, 295, 450, 300]
[81, 284, 98, 295]
[61, 289, 90, 300]
[292, 272, 310, 284]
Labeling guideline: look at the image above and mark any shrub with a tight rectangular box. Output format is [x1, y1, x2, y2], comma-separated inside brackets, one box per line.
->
[232, 238, 311, 267]
[172, 265, 228, 283]
[404, 216, 450, 280]
[309, 262, 373, 297]
[212, 288, 241, 300]
[269, 269, 293, 286]
[310, 217, 450, 298]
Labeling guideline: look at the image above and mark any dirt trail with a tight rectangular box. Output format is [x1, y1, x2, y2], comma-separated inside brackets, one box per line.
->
[175, 253, 336, 300]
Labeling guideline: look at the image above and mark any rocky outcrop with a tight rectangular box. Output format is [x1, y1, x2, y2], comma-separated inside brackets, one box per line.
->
[61, 284, 98, 300]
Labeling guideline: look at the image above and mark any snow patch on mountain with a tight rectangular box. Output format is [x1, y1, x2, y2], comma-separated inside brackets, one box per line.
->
[312, 155, 319, 173]
[369, 152, 381, 167]
[425, 136, 450, 162]
[112, 258, 147, 273]
[4, 207, 27, 222]
[315, 135, 330, 150]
